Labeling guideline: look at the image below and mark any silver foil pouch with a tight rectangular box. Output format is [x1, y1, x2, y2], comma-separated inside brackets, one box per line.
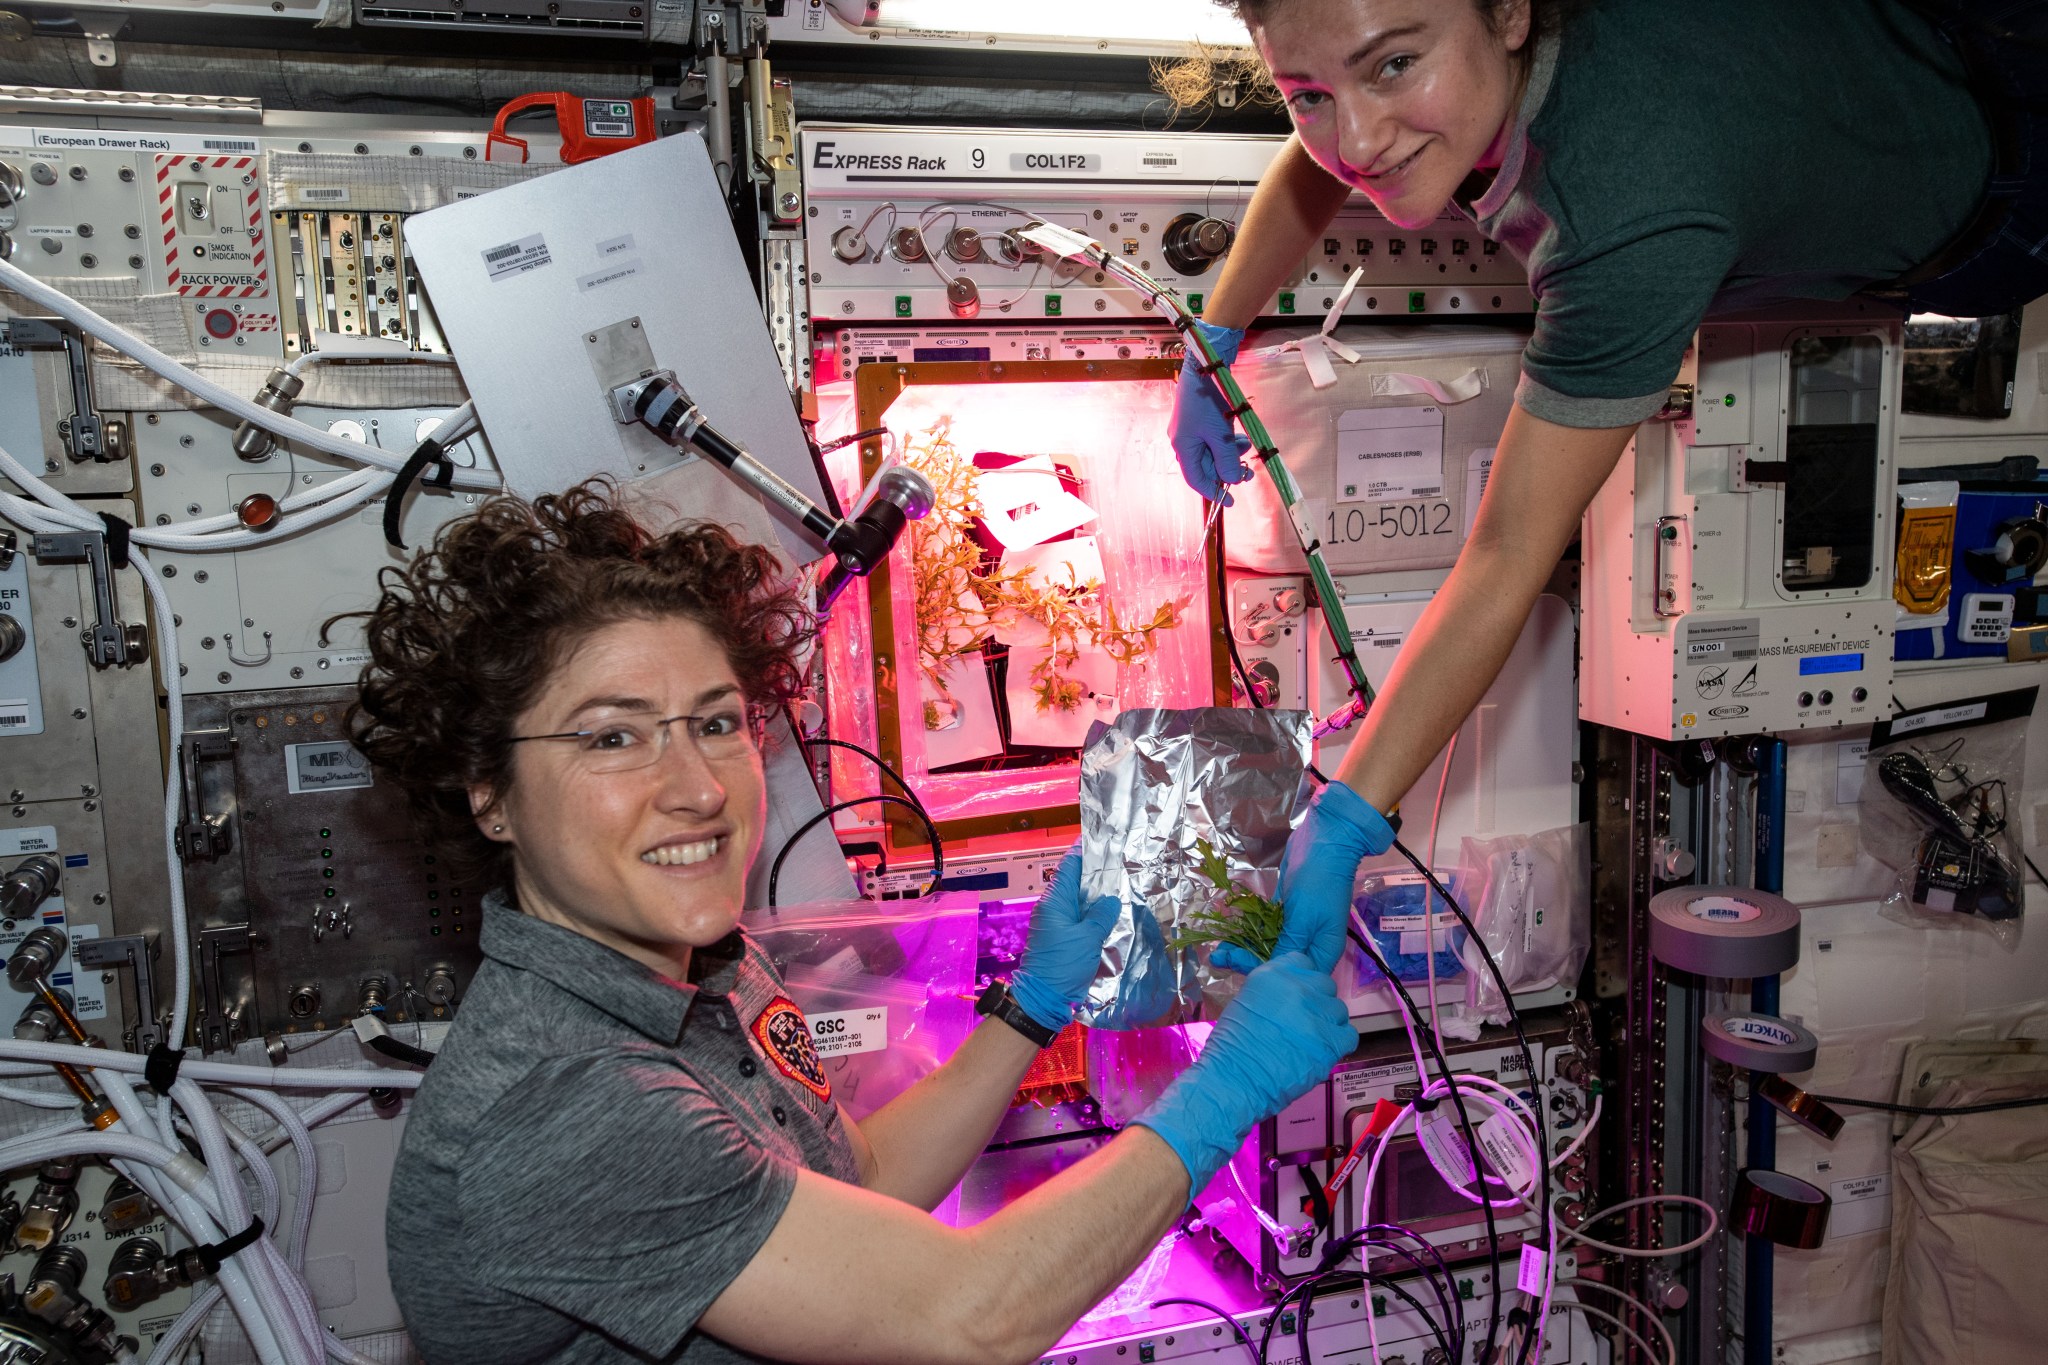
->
[1077, 706, 1314, 1027]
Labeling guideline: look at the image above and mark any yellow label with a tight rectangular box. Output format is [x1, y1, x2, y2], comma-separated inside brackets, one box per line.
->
[1895, 506, 1955, 615]
[1681, 713, 1698, 729]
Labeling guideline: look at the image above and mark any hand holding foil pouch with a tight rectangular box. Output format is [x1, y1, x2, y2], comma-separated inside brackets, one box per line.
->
[1274, 779, 1397, 974]
[1078, 708, 1314, 1026]
[1010, 849, 1124, 1032]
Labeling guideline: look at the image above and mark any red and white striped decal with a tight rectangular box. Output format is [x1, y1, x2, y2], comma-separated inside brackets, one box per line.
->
[154, 155, 270, 299]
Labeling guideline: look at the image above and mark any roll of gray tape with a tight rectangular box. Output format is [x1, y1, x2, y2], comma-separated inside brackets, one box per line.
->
[1648, 886, 1802, 978]
[1701, 1013, 1818, 1073]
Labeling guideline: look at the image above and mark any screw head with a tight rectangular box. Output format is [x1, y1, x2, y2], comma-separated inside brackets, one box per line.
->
[217, 672, 231, 684]
[69, 708, 84, 720]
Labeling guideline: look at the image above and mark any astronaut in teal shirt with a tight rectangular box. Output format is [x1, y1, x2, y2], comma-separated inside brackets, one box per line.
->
[1167, 0, 2043, 885]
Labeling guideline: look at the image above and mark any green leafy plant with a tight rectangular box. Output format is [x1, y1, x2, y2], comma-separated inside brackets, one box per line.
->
[1167, 838, 1285, 962]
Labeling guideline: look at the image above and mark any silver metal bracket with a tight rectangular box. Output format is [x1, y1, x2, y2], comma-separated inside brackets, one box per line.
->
[176, 729, 236, 862]
[606, 369, 673, 426]
[74, 934, 161, 1053]
[3, 317, 124, 464]
[196, 925, 252, 1054]
[28, 530, 147, 668]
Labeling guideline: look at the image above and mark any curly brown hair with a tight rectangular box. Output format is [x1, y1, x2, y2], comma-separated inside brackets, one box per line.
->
[341, 480, 813, 890]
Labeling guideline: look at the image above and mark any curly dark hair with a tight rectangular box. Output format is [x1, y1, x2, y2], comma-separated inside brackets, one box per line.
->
[341, 480, 813, 891]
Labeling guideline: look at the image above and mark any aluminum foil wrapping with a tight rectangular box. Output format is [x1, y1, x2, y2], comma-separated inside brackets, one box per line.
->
[1077, 707, 1314, 1027]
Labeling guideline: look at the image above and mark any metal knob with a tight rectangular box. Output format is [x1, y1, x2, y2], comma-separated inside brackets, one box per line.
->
[830, 226, 867, 263]
[0, 864, 62, 931]
[0, 613, 23, 663]
[945, 275, 980, 319]
[945, 226, 982, 263]
[13, 990, 72, 1042]
[0, 162, 22, 207]
[888, 227, 927, 263]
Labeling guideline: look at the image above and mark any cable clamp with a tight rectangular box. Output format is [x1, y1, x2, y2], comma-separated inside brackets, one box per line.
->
[143, 1043, 184, 1096]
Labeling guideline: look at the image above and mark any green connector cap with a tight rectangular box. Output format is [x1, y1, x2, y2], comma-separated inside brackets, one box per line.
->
[1044, 294, 1062, 317]
[1408, 291, 1427, 314]
[1278, 291, 1296, 314]
[894, 295, 912, 318]
[1188, 292, 1205, 315]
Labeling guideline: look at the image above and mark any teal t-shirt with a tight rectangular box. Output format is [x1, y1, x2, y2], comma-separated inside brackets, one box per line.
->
[1464, 0, 1995, 428]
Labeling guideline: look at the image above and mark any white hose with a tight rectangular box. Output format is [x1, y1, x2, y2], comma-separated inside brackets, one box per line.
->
[0, 257, 498, 491]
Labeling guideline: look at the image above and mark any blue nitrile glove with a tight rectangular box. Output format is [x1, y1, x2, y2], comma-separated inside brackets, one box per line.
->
[1169, 319, 1252, 504]
[1274, 780, 1398, 975]
[1135, 951, 1359, 1194]
[1009, 849, 1122, 1033]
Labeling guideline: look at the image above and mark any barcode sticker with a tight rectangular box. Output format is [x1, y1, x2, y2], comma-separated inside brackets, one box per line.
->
[1416, 1108, 1476, 1190]
[482, 233, 551, 281]
[1476, 1113, 1535, 1193]
[298, 186, 350, 204]
[0, 702, 28, 729]
[204, 138, 258, 152]
[1517, 1243, 1549, 1296]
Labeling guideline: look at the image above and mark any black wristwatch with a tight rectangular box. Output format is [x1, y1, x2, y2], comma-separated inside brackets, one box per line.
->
[975, 981, 1061, 1049]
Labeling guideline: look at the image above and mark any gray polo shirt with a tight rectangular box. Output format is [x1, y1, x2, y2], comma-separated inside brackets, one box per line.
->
[1466, 0, 1992, 429]
[387, 894, 860, 1364]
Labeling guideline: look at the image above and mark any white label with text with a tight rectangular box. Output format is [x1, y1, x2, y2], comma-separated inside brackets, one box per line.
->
[806, 1006, 888, 1058]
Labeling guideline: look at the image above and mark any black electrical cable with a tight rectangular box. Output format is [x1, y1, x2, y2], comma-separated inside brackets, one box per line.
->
[1805, 1089, 2048, 1117]
[1344, 922, 1507, 1365]
[2025, 853, 2048, 889]
[1388, 836, 1552, 1365]
[364, 1035, 435, 1068]
[765, 795, 942, 907]
[1357, 1223, 1466, 1356]
[1316, 1226, 1461, 1361]
[1226, 627, 1269, 710]
[816, 426, 891, 456]
[1150, 1298, 1259, 1363]
[794, 732, 931, 820]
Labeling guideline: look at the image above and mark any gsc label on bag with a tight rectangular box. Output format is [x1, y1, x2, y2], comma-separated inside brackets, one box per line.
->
[806, 1007, 888, 1058]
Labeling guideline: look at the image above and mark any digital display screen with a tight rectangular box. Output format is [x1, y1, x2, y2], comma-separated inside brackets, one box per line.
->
[1378, 1139, 1480, 1225]
[1798, 653, 1864, 676]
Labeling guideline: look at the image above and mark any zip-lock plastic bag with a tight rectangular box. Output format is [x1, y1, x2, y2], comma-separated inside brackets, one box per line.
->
[1455, 823, 1591, 1023]
[1859, 687, 2036, 949]
[742, 892, 980, 1119]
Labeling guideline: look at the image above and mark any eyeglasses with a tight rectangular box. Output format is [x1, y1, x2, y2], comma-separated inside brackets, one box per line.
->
[509, 705, 766, 774]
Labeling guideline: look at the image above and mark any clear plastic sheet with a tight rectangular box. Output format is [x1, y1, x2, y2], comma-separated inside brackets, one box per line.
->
[741, 892, 980, 1119]
[1077, 707, 1314, 1027]
[1859, 687, 2035, 949]
[1455, 823, 1591, 1022]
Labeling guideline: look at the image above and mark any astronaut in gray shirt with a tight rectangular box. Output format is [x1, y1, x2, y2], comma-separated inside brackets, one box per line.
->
[349, 483, 1360, 1365]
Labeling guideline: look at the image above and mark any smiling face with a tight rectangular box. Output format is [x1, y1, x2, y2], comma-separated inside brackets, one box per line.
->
[476, 615, 764, 980]
[1254, 0, 1531, 229]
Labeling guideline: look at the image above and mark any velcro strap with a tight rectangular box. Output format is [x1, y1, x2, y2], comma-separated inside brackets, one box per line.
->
[97, 513, 132, 570]
[381, 437, 451, 550]
[143, 1044, 184, 1096]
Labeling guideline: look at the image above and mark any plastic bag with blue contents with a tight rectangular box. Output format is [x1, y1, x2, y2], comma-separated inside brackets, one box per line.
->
[1349, 868, 1469, 985]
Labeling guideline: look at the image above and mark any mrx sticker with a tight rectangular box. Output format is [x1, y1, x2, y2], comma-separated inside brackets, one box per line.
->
[752, 996, 830, 1101]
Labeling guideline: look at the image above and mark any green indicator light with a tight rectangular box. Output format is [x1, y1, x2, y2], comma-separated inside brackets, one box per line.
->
[1724, 394, 1737, 407]
[430, 926, 441, 937]
[320, 848, 332, 860]
[1187, 293, 1204, 315]
[894, 295, 913, 318]
[429, 908, 440, 918]
[318, 828, 331, 839]
[1277, 292, 1296, 315]
[323, 888, 336, 899]
[1044, 294, 1062, 317]
[321, 868, 334, 880]
[1408, 291, 1427, 314]
[428, 890, 439, 901]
